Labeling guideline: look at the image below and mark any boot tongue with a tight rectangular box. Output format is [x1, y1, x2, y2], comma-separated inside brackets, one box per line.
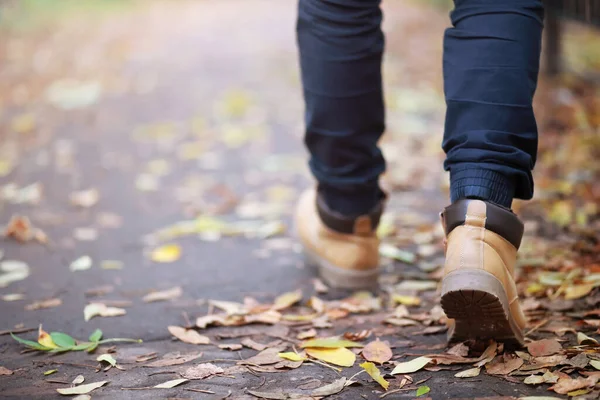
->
[464, 200, 487, 228]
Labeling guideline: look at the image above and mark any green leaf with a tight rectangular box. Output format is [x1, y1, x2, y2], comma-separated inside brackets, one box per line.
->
[71, 342, 94, 351]
[97, 354, 117, 367]
[416, 386, 431, 397]
[10, 333, 52, 351]
[44, 369, 58, 376]
[50, 332, 76, 348]
[89, 329, 103, 342]
[86, 342, 99, 353]
[49, 347, 73, 353]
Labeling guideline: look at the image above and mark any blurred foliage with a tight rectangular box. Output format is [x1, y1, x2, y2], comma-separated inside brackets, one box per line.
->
[0, 0, 134, 31]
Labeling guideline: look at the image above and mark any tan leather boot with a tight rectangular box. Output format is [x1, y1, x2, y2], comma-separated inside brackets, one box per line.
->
[295, 189, 383, 289]
[440, 199, 527, 345]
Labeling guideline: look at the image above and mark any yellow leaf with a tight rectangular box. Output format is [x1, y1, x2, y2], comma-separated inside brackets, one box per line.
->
[38, 325, 58, 349]
[278, 352, 306, 362]
[168, 326, 210, 345]
[565, 284, 594, 300]
[282, 313, 318, 322]
[360, 362, 389, 391]
[305, 347, 356, 367]
[391, 356, 432, 375]
[56, 381, 108, 395]
[549, 200, 572, 227]
[151, 244, 181, 263]
[301, 338, 363, 349]
[272, 289, 302, 311]
[392, 294, 421, 307]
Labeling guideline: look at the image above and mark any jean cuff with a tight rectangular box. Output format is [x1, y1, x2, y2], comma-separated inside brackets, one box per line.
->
[450, 167, 515, 208]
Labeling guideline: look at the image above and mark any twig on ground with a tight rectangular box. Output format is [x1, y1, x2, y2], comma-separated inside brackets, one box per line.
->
[0, 327, 36, 336]
[525, 318, 549, 337]
[185, 388, 216, 394]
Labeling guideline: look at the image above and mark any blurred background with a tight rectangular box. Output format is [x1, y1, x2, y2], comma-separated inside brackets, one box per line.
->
[0, 0, 598, 397]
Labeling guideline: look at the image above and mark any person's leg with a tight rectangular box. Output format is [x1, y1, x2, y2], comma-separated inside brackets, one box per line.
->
[295, 0, 386, 289]
[440, 0, 544, 344]
[297, 0, 386, 217]
[443, 0, 543, 207]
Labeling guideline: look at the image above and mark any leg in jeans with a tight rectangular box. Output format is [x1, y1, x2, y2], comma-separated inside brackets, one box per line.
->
[443, 0, 543, 208]
[440, 0, 544, 344]
[297, 0, 386, 217]
[295, 0, 385, 289]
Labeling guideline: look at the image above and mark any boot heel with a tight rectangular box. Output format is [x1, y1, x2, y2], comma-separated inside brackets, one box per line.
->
[303, 248, 379, 290]
[441, 269, 524, 345]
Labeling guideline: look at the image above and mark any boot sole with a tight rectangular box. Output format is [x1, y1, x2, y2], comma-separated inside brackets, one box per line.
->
[441, 269, 524, 346]
[303, 248, 379, 290]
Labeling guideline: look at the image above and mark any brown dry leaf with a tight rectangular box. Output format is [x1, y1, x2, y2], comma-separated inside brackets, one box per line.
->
[519, 355, 567, 371]
[0, 366, 13, 375]
[454, 367, 480, 378]
[362, 339, 392, 364]
[25, 298, 62, 311]
[4, 215, 46, 244]
[272, 290, 302, 311]
[219, 344, 242, 351]
[485, 354, 524, 375]
[550, 376, 599, 395]
[154, 378, 188, 389]
[142, 287, 182, 303]
[568, 353, 589, 368]
[144, 352, 202, 368]
[474, 341, 498, 368]
[305, 347, 356, 367]
[385, 317, 418, 327]
[85, 285, 114, 297]
[448, 343, 469, 357]
[241, 338, 268, 351]
[577, 332, 599, 345]
[135, 352, 158, 363]
[311, 377, 349, 397]
[527, 339, 563, 357]
[240, 346, 288, 366]
[343, 330, 372, 342]
[245, 310, 281, 324]
[181, 363, 224, 380]
[168, 326, 210, 345]
[210, 300, 246, 316]
[196, 314, 227, 329]
[297, 329, 317, 340]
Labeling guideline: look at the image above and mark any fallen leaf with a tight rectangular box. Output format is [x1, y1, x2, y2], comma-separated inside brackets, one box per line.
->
[196, 314, 227, 329]
[305, 347, 356, 367]
[416, 386, 430, 397]
[297, 329, 317, 340]
[391, 356, 432, 374]
[210, 300, 246, 315]
[272, 289, 302, 311]
[454, 367, 480, 378]
[73, 227, 98, 241]
[150, 244, 181, 263]
[70, 256, 92, 272]
[135, 174, 159, 192]
[360, 362, 389, 390]
[143, 287, 183, 303]
[308, 296, 325, 314]
[72, 396, 91, 400]
[447, 343, 469, 357]
[384, 317, 419, 327]
[241, 346, 288, 366]
[83, 303, 126, 321]
[97, 354, 117, 367]
[392, 294, 421, 307]
[527, 339, 562, 357]
[168, 326, 210, 345]
[154, 378, 188, 388]
[25, 298, 62, 311]
[38, 326, 58, 349]
[485, 354, 524, 375]
[311, 377, 348, 396]
[379, 244, 416, 264]
[279, 352, 305, 362]
[46, 79, 102, 110]
[550, 376, 599, 395]
[590, 359, 600, 370]
[3, 215, 46, 243]
[567, 353, 588, 368]
[69, 189, 99, 208]
[246, 389, 287, 400]
[396, 280, 438, 292]
[44, 369, 58, 376]
[474, 341, 498, 367]
[2, 293, 24, 301]
[57, 381, 108, 395]
[565, 284, 594, 300]
[144, 352, 202, 368]
[241, 338, 268, 351]
[100, 260, 123, 270]
[72, 375, 85, 384]
[301, 338, 363, 349]
[181, 363, 224, 379]
[343, 330, 372, 342]
[0, 260, 30, 287]
[362, 340, 392, 364]
[0, 367, 13, 375]
[245, 310, 281, 324]
[577, 332, 598, 345]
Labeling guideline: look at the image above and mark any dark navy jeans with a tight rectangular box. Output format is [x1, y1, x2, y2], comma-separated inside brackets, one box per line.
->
[297, 0, 544, 215]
